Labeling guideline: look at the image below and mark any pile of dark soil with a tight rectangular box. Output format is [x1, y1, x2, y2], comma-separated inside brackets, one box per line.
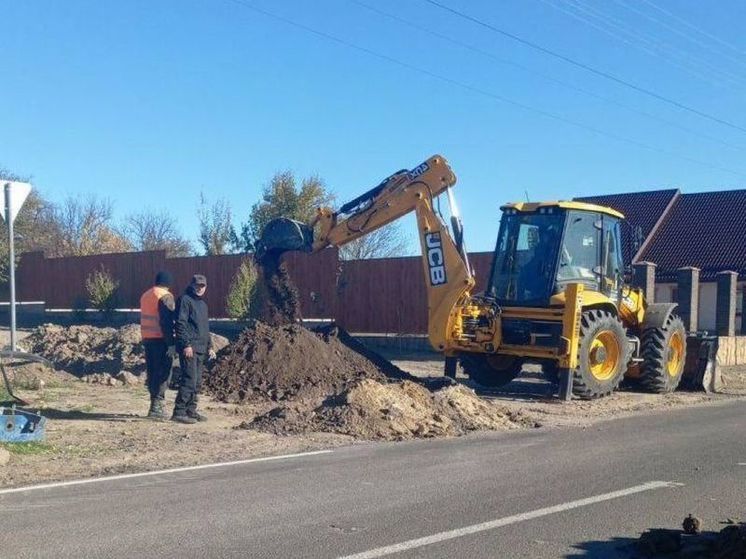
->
[256, 251, 301, 326]
[205, 322, 413, 404]
[207, 319, 537, 440]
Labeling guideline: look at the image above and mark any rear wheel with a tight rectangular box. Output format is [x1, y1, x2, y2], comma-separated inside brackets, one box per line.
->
[461, 354, 522, 388]
[572, 310, 630, 399]
[639, 314, 686, 393]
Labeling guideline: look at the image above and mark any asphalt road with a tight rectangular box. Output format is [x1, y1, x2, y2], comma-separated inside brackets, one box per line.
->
[3, 399, 745, 558]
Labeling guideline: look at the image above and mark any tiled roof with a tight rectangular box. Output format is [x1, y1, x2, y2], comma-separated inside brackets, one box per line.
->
[575, 189, 679, 263]
[638, 190, 746, 281]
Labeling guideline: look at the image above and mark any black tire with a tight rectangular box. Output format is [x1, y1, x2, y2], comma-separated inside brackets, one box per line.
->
[639, 314, 686, 393]
[461, 354, 522, 388]
[572, 309, 630, 399]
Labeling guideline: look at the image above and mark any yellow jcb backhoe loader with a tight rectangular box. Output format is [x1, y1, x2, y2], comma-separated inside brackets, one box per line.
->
[256, 155, 687, 399]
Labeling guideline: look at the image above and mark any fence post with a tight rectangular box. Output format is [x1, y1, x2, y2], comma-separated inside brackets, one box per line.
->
[677, 267, 700, 333]
[716, 271, 738, 337]
[633, 261, 656, 303]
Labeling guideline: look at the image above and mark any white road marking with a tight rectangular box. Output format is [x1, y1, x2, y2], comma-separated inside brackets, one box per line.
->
[338, 480, 682, 559]
[0, 450, 333, 496]
[738, 462, 746, 466]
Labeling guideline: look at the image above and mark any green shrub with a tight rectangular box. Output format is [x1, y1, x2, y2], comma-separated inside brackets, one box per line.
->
[226, 258, 262, 320]
[85, 266, 120, 318]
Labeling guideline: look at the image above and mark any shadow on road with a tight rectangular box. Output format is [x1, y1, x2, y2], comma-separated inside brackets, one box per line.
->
[565, 536, 638, 558]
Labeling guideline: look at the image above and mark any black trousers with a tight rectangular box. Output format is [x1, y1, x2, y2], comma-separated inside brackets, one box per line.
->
[173, 351, 205, 416]
[143, 339, 172, 401]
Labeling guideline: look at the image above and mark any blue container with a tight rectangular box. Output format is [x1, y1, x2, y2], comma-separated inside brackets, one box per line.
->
[0, 407, 47, 443]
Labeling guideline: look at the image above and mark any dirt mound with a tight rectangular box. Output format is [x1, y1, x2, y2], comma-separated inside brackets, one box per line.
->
[26, 323, 229, 377]
[209, 320, 536, 440]
[205, 322, 412, 403]
[257, 251, 301, 326]
[26, 324, 146, 375]
[249, 379, 538, 440]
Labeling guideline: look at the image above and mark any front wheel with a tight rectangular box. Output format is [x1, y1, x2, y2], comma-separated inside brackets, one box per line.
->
[461, 354, 522, 388]
[572, 310, 630, 399]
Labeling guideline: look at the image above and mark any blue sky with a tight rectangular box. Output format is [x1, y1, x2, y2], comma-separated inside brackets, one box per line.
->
[2, 0, 745, 253]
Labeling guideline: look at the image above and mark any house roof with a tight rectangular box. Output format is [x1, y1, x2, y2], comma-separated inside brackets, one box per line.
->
[575, 189, 679, 263]
[638, 189, 746, 281]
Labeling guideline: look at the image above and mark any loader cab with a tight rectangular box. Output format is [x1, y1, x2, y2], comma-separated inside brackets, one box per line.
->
[487, 202, 625, 307]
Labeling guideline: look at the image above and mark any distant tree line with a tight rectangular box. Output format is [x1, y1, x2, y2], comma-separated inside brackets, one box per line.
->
[0, 165, 410, 283]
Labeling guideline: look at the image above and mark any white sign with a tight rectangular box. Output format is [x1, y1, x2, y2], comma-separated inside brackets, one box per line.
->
[1, 181, 32, 224]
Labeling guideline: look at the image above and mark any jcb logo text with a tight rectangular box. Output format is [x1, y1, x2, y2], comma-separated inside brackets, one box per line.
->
[425, 232, 447, 286]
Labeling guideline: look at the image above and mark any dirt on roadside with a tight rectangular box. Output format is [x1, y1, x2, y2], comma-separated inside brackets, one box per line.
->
[205, 321, 537, 440]
[205, 322, 414, 404]
[24, 323, 229, 377]
[248, 378, 537, 441]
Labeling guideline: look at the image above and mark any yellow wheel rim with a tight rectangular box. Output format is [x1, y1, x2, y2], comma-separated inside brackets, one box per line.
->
[588, 330, 620, 381]
[667, 331, 684, 377]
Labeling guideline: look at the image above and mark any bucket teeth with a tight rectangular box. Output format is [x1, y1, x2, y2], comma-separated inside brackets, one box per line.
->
[255, 218, 314, 259]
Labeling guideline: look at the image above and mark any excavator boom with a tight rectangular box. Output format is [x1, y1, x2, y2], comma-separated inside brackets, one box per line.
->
[256, 155, 459, 258]
[256, 155, 478, 352]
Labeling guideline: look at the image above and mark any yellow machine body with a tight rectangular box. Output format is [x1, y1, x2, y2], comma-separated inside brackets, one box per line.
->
[257, 154, 685, 398]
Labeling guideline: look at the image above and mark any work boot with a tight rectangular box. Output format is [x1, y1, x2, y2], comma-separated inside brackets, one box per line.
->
[147, 399, 165, 420]
[171, 414, 197, 424]
[187, 410, 208, 422]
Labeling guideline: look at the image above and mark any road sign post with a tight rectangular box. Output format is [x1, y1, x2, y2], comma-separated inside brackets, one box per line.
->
[2, 181, 31, 352]
[5, 184, 15, 351]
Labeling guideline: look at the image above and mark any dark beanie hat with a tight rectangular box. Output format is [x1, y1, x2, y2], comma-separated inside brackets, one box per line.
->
[155, 271, 173, 287]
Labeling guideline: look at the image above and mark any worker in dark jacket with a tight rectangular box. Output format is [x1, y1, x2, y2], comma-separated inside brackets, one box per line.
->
[140, 271, 176, 419]
[173, 274, 215, 424]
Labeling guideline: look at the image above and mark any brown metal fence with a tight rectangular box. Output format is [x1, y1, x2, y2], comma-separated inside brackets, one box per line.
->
[17, 249, 495, 333]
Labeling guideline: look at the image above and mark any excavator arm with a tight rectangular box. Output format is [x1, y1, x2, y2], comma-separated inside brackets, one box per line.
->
[256, 155, 479, 352]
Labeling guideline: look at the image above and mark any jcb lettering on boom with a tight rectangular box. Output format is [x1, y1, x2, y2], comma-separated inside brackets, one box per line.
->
[408, 162, 429, 179]
[425, 232, 447, 286]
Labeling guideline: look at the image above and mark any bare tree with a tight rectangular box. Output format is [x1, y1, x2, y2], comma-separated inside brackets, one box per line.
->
[51, 195, 131, 256]
[338, 222, 410, 260]
[122, 210, 192, 257]
[198, 192, 237, 255]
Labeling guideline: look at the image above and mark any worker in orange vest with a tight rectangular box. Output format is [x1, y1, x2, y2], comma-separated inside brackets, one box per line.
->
[140, 271, 176, 419]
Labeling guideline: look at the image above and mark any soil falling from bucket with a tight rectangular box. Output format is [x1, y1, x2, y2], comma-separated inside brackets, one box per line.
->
[256, 250, 301, 326]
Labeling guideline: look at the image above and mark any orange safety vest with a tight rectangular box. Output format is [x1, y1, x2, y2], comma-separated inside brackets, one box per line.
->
[140, 286, 171, 340]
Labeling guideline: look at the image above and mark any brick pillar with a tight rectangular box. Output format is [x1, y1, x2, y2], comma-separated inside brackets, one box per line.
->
[677, 267, 700, 333]
[633, 261, 656, 303]
[716, 271, 738, 336]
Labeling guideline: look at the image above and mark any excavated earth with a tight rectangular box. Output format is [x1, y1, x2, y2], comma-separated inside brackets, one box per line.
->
[257, 250, 302, 326]
[248, 378, 537, 441]
[25, 323, 229, 377]
[205, 252, 538, 440]
[205, 322, 413, 403]
[206, 321, 537, 440]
